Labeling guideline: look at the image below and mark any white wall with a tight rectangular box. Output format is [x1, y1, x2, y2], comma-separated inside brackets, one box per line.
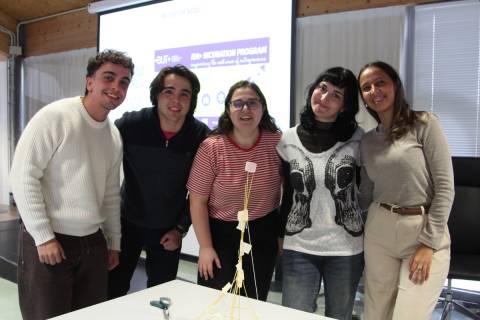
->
[23, 48, 96, 123]
[0, 54, 9, 205]
[294, 6, 407, 130]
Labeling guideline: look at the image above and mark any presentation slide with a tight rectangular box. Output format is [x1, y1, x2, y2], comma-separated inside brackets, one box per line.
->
[99, 0, 294, 130]
[98, 0, 294, 256]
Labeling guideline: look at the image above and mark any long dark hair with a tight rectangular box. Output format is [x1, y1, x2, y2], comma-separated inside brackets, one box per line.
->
[210, 80, 279, 135]
[300, 67, 359, 141]
[358, 61, 425, 142]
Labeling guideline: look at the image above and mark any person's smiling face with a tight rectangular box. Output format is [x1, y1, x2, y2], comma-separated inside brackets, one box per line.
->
[228, 87, 264, 132]
[85, 62, 132, 113]
[156, 74, 192, 124]
[359, 66, 396, 116]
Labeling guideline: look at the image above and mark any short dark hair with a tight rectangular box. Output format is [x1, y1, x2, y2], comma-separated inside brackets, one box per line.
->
[300, 67, 359, 141]
[84, 49, 134, 95]
[210, 80, 279, 135]
[357, 61, 424, 142]
[149, 64, 201, 118]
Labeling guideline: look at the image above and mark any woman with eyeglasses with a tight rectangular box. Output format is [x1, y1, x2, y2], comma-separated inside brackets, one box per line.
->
[276, 67, 364, 320]
[187, 80, 282, 301]
[358, 61, 454, 320]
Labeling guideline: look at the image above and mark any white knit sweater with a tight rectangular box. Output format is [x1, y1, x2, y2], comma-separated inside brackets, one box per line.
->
[10, 96, 122, 250]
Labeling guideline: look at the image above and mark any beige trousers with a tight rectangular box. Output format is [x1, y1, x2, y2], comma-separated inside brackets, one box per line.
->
[363, 203, 450, 320]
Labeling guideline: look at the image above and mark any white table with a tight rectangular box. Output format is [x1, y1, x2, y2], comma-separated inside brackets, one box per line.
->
[51, 279, 332, 319]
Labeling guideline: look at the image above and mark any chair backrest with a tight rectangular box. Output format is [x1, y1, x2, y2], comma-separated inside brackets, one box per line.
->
[447, 157, 480, 255]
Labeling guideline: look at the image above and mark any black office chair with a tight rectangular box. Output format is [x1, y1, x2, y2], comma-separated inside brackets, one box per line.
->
[439, 157, 480, 320]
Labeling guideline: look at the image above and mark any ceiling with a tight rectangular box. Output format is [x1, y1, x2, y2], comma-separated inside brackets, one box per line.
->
[0, 0, 94, 22]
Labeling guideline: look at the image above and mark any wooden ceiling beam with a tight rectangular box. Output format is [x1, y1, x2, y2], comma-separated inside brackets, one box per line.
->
[0, 8, 17, 31]
[1, 0, 91, 21]
[24, 10, 97, 57]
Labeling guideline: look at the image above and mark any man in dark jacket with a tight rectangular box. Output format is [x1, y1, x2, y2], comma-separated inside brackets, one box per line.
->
[108, 65, 210, 298]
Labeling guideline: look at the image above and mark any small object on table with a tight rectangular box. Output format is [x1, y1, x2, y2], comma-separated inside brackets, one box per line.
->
[150, 297, 172, 319]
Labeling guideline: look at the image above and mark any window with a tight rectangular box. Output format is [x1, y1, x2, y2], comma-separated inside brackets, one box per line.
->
[413, 0, 480, 157]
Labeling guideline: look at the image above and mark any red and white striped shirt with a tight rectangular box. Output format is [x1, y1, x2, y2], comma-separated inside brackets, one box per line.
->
[187, 130, 282, 221]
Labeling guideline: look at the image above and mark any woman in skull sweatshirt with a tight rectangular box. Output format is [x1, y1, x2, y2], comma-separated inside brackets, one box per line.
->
[276, 67, 364, 320]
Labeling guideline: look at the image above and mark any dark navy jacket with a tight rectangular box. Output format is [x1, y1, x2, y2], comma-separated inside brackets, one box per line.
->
[115, 107, 210, 231]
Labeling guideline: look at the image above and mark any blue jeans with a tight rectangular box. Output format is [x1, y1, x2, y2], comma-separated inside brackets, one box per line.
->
[281, 249, 364, 320]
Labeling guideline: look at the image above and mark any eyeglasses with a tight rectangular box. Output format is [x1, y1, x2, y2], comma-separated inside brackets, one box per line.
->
[229, 99, 261, 110]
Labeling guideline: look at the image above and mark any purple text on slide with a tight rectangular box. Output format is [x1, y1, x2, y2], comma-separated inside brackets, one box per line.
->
[154, 37, 270, 71]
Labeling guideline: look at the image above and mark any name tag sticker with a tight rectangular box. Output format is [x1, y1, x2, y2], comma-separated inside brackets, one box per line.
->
[245, 161, 257, 173]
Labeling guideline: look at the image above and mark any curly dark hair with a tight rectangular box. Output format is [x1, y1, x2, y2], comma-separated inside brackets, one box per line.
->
[299, 67, 359, 141]
[149, 64, 201, 118]
[358, 61, 425, 142]
[84, 49, 134, 95]
[210, 80, 279, 136]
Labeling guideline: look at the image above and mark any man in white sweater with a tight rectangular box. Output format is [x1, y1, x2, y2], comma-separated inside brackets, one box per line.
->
[9, 49, 134, 320]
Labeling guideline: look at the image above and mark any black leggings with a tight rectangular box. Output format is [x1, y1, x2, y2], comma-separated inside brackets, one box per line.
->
[197, 210, 279, 301]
